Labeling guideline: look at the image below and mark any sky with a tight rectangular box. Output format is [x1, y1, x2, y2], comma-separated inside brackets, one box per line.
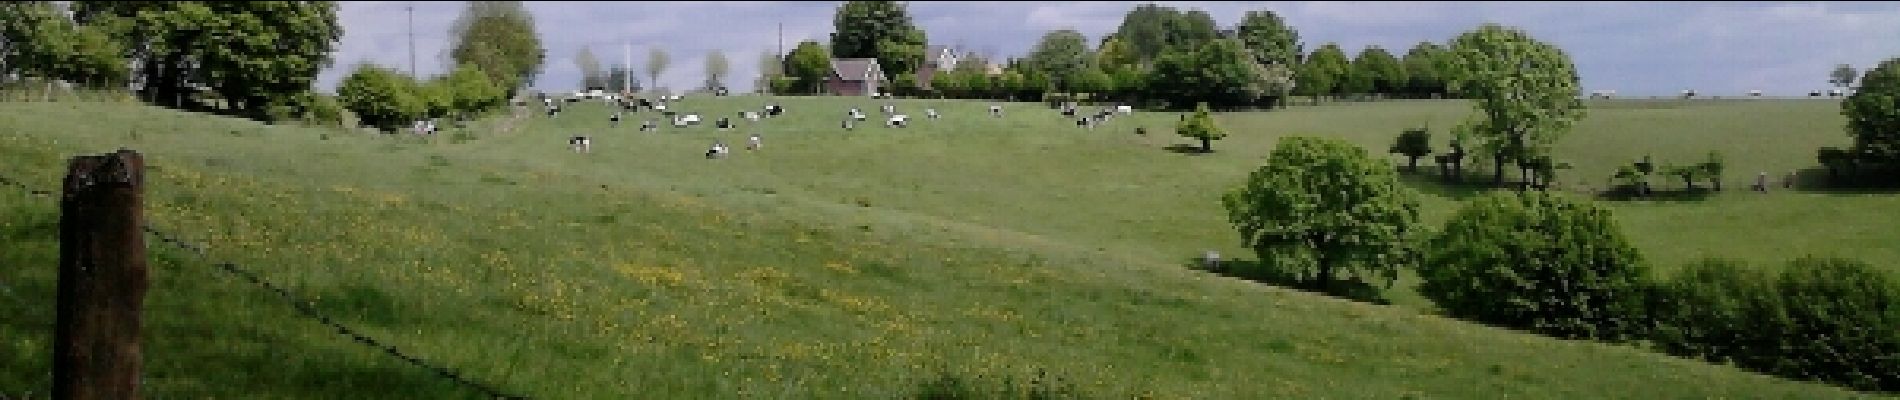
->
[315, 1, 1900, 97]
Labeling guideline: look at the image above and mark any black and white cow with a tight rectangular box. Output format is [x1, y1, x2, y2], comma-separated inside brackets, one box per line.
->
[569, 136, 591, 153]
[989, 105, 1003, 118]
[716, 117, 734, 130]
[887, 114, 909, 128]
[925, 108, 939, 119]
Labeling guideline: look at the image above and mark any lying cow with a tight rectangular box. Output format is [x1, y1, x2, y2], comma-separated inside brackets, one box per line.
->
[569, 136, 591, 153]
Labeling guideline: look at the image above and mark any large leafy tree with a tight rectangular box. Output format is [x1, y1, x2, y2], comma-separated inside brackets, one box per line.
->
[1401, 41, 1452, 98]
[73, 1, 341, 117]
[448, 1, 543, 95]
[830, 1, 927, 78]
[442, 63, 505, 117]
[1223, 135, 1423, 293]
[784, 40, 831, 94]
[1234, 9, 1300, 68]
[1447, 24, 1586, 186]
[1025, 29, 1093, 93]
[1421, 190, 1648, 341]
[1296, 43, 1349, 99]
[1150, 38, 1275, 109]
[1831, 63, 1858, 92]
[1842, 58, 1900, 171]
[1352, 46, 1405, 96]
[1, 2, 126, 89]
[1110, 4, 1218, 67]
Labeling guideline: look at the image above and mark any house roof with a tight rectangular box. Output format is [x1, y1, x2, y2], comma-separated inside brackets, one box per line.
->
[927, 45, 948, 57]
[831, 58, 882, 82]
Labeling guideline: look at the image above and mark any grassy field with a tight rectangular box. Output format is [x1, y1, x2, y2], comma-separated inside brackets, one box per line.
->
[0, 96, 1889, 398]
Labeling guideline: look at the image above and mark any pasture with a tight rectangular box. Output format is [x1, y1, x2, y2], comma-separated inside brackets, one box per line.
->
[0, 96, 1888, 398]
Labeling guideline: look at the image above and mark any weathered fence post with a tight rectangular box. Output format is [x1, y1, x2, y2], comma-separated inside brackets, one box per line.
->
[55, 149, 148, 400]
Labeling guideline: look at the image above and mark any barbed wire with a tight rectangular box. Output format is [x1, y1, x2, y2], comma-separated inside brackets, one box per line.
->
[0, 172, 527, 400]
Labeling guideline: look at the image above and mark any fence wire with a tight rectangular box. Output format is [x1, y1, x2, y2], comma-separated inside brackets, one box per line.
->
[1, 172, 527, 399]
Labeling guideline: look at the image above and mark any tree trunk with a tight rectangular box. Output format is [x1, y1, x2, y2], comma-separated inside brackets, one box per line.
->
[1200, 137, 1211, 153]
[1408, 156, 1419, 173]
[1493, 152, 1507, 185]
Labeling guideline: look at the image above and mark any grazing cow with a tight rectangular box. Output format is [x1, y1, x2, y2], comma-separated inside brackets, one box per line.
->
[610, 112, 622, 128]
[546, 105, 559, 118]
[925, 108, 939, 119]
[989, 105, 1003, 118]
[1748, 89, 1763, 97]
[747, 133, 762, 151]
[641, 120, 657, 132]
[1076, 118, 1091, 129]
[1061, 107, 1076, 117]
[1115, 105, 1133, 115]
[706, 141, 729, 159]
[842, 119, 855, 130]
[766, 104, 784, 117]
[887, 114, 909, 128]
[742, 111, 761, 122]
[673, 117, 690, 128]
[717, 117, 733, 130]
[848, 108, 867, 121]
[1682, 89, 1696, 99]
[652, 103, 669, 112]
[881, 104, 896, 115]
[570, 136, 591, 153]
[1810, 91, 1823, 97]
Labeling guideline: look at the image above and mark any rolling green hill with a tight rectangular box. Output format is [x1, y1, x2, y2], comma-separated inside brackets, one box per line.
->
[0, 97, 1885, 398]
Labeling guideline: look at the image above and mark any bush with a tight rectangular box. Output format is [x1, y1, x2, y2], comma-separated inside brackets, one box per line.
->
[336, 64, 425, 132]
[910, 368, 1084, 400]
[1420, 190, 1649, 341]
[1651, 257, 1900, 392]
[301, 93, 350, 127]
[1843, 58, 1900, 171]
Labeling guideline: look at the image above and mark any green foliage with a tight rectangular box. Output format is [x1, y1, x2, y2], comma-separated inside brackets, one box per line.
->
[1352, 46, 1406, 96]
[575, 46, 603, 89]
[1094, 35, 1140, 75]
[1234, 9, 1301, 68]
[449, 1, 545, 92]
[67, 1, 341, 115]
[1175, 103, 1225, 152]
[336, 64, 424, 132]
[445, 64, 505, 117]
[1390, 127, 1434, 172]
[1422, 191, 1648, 341]
[911, 369, 1085, 400]
[1842, 58, 1900, 170]
[1109, 4, 1219, 66]
[2, 3, 128, 89]
[1447, 24, 1586, 185]
[831, 1, 927, 77]
[299, 92, 352, 128]
[785, 41, 831, 94]
[891, 73, 919, 97]
[1402, 41, 1453, 98]
[1068, 67, 1113, 97]
[1223, 135, 1423, 292]
[1026, 29, 1093, 93]
[1831, 64, 1858, 89]
[1150, 39, 1268, 109]
[1651, 257, 1900, 392]
[1297, 43, 1350, 98]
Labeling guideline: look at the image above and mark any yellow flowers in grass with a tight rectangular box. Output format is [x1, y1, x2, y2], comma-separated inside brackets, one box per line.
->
[823, 261, 857, 274]
[617, 263, 690, 288]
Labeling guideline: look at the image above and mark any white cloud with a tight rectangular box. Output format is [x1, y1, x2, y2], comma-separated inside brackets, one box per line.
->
[316, 1, 1900, 97]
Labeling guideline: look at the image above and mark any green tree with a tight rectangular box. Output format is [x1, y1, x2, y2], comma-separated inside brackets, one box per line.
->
[1175, 103, 1226, 152]
[1390, 127, 1434, 172]
[1095, 34, 1140, 75]
[1401, 41, 1452, 98]
[1831, 63, 1858, 91]
[1842, 58, 1900, 171]
[575, 46, 603, 89]
[756, 50, 781, 94]
[336, 63, 424, 132]
[448, 1, 544, 94]
[444, 63, 504, 117]
[604, 66, 639, 94]
[1447, 24, 1586, 186]
[1110, 3, 1218, 66]
[704, 50, 729, 91]
[1234, 9, 1301, 68]
[1025, 29, 1093, 93]
[645, 47, 669, 93]
[1297, 43, 1349, 99]
[1421, 190, 1648, 341]
[1, 2, 126, 89]
[784, 40, 830, 94]
[1069, 67, 1112, 97]
[830, 1, 927, 77]
[1223, 135, 1423, 294]
[74, 1, 341, 118]
[1352, 46, 1405, 96]
[1150, 39, 1268, 109]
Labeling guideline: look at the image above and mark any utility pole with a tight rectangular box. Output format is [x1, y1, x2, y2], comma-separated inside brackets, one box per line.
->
[407, 2, 417, 77]
[624, 40, 632, 93]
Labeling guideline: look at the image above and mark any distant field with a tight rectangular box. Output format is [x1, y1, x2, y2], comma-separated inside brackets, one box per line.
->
[0, 97, 1886, 398]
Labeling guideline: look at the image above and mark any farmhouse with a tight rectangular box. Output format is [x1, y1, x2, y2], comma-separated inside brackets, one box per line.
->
[826, 58, 885, 97]
[915, 46, 959, 91]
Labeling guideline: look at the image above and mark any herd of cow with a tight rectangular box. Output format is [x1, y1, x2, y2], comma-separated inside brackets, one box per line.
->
[546, 94, 1140, 158]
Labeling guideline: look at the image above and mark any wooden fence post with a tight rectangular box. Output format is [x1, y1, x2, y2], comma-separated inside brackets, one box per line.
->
[55, 149, 148, 400]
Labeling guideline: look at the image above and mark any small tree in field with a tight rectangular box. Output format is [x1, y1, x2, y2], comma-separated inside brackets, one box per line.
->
[1390, 126, 1433, 173]
[1223, 136, 1424, 294]
[1176, 102, 1226, 153]
[1421, 190, 1649, 341]
[1843, 58, 1900, 174]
